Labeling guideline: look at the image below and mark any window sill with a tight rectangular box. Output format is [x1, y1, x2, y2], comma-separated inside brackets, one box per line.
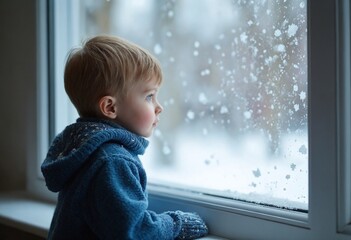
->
[0, 191, 53, 238]
[0, 191, 224, 239]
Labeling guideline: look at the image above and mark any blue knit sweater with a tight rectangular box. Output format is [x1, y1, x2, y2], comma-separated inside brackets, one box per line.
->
[41, 118, 177, 239]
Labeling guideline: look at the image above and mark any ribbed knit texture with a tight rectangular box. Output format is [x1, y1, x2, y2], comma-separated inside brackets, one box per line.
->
[166, 211, 208, 240]
[41, 118, 208, 239]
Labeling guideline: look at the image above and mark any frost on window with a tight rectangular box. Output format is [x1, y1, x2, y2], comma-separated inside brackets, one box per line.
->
[78, 0, 308, 210]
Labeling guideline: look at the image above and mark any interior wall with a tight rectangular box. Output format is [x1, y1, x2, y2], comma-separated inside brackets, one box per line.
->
[0, 1, 37, 191]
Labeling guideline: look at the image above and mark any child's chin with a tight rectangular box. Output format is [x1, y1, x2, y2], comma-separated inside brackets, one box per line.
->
[144, 132, 153, 138]
[140, 130, 153, 138]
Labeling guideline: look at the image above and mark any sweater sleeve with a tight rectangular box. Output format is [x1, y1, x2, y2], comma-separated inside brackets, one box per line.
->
[84, 155, 177, 240]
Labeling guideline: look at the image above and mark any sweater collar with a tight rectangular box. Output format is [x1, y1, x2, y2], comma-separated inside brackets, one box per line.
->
[75, 117, 149, 154]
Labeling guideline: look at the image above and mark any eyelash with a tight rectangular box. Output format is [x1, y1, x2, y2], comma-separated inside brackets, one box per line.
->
[146, 94, 154, 102]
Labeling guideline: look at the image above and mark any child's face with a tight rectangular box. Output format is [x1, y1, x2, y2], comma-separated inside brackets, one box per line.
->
[115, 79, 163, 137]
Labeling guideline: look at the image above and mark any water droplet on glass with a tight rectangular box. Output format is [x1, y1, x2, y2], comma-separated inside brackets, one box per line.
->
[168, 10, 174, 18]
[274, 29, 282, 37]
[287, 23, 299, 38]
[154, 129, 162, 137]
[240, 32, 248, 43]
[162, 145, 171, 155]
[275, 44, 286, 52]
[244, 111, 252, 119]
[299, 145, 307, 154]
[200, 69, 211, 76]
[202, 128, 208, 135]
[252, 168, 261, 178]
[198, 93, 208, 104]
[187, 111, 195, 120]
[220, 106, 229, 114]
[294, 104, 300, 111]
[154, 44, 162, 55]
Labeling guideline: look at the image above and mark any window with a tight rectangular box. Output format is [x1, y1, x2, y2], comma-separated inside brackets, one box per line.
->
[53, 0, 308, 210]
[29, 0, 351, 239]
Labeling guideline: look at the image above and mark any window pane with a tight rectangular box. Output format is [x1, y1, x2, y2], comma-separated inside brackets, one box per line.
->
[56, 0, 308, 210]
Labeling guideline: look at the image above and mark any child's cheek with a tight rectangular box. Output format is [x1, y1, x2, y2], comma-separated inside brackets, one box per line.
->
[136, 108, 154, 128]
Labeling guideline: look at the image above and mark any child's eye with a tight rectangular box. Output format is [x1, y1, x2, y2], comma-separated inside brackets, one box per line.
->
[146, 94, 154, 102]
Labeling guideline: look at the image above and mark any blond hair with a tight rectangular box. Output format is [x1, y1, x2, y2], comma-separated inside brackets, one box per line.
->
[64, 35, 163, 117]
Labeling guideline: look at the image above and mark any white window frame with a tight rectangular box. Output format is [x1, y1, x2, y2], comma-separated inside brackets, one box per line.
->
[27, 0, 52, 199]
[27, 0, 351, 239]
[337, 0, 351, 235]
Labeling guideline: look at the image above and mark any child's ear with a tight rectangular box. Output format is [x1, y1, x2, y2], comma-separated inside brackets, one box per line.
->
[98, 96, 118, 119]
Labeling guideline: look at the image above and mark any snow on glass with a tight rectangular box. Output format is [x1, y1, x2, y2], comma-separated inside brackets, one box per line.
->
[98, 0, 308, 210]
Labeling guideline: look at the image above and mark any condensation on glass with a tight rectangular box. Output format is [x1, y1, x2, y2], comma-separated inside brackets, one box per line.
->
[72, 0, 308, 210]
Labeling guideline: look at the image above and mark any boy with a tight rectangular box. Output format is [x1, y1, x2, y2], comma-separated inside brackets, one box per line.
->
[41, 35, 208, 239]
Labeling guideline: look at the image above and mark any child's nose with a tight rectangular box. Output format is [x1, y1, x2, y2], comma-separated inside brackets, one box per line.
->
[156, 102, 163, 114]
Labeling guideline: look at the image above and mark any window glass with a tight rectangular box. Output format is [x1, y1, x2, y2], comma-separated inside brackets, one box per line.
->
[55, 0, 308, 210]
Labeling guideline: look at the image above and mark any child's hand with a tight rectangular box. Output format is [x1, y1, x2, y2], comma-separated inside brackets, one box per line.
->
[167, 210, 208, 239]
